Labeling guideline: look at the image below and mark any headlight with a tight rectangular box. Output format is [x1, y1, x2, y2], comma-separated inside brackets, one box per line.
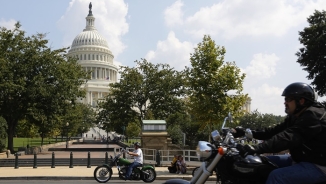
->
[211, 130, 220, 141]
[196, 141, 213, 161]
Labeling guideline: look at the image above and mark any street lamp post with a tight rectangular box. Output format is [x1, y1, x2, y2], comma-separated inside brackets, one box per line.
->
[122, 126, 125, 141]
[66, 122, 69, 149]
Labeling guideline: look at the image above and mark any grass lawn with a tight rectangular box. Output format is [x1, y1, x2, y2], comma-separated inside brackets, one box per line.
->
[7, 137, 63, 151]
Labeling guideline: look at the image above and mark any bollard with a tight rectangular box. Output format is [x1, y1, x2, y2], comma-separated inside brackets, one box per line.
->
[87, 151, 91, 168]
[105, 152, 108, 164]
[33, 153, 37, 168]
[51, 152, 55, 168]
[14, 153, 19, 169]
[69, 152, 74, 168]
[156, 150, 161, 167]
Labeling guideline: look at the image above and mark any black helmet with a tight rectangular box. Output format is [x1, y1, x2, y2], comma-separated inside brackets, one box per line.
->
[134, 142, 140, 147]
[282, 82, 316, 102]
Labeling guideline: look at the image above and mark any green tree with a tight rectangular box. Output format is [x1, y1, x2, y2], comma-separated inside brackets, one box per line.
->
[16, 119, 39, 138]
[186, 35, 247, 137]
[296, 10, 326, 100]
[236, 110, 286, 130]
[0, 117, 7, 151]
[0, 23, 89, 152]
[97, 59, 185, 131]
[166, 111, 189, 146]
[126, 122, 141, 138]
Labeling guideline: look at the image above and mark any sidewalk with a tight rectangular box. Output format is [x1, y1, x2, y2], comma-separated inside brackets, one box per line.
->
[0, 166, 209, 181]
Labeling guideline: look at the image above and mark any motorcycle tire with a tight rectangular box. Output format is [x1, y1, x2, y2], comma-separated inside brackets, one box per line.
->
[141, 168, 156, 183]
[93, 165, 112, 183]
[192, 167, 200, 177]
[118, 167, 126, 180]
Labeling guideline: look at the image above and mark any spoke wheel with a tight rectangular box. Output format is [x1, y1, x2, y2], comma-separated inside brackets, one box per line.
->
[93, 165, 112, 183]
[142, 168, 156, 183]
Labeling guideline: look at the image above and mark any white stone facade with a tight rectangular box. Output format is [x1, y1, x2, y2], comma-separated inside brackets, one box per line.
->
[67, 3, 118, 108]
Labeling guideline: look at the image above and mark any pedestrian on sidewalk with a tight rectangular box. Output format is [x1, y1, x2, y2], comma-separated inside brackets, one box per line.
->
[176, 155, 187, 174]
[168, 154, 178, 173]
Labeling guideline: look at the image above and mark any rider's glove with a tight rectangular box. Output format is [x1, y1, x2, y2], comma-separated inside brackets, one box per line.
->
[243, 144, 261, 156]
[231, 126, 246, 138]
[236, 144, 261, 157]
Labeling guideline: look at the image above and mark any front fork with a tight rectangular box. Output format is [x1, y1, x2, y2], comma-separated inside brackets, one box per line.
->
[190, 147, 226, 184]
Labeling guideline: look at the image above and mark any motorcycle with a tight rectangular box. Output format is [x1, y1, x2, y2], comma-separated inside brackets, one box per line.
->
[163, 112, 278, 184]
[93, 148, 157, 183]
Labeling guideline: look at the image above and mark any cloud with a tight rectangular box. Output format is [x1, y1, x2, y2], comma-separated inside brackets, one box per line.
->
[164, 0, 184, 27]
[57, 0, 129, 57]
[145, 31, 195, 71]
[175, 0, 326, 39]
[247, 83, 285, 115]
[0, 18, 18, 30]
[242, 53, 279, 80]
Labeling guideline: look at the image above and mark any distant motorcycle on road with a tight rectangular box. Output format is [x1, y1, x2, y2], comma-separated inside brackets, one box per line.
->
[93, 148, 156, 183]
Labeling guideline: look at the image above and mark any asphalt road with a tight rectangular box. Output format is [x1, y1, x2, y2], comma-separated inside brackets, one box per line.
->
[0, 180, 218, 184]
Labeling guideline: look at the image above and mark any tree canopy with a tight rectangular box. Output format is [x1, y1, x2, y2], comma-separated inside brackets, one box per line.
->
[96, 59, 185, 134]
[0, 22, 89, 152]
[296, 10, 326, 98]
[186, 35, 248, 134]
[236, 110, 286, 130]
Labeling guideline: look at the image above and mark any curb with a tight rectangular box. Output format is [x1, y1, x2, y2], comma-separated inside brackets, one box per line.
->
[0, 176, 198, 181]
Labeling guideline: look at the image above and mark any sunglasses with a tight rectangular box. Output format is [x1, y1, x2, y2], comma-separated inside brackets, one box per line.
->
[284, 97, 295, 103]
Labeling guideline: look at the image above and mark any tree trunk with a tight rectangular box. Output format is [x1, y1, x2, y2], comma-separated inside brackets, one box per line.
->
[6, 117, 17, 153]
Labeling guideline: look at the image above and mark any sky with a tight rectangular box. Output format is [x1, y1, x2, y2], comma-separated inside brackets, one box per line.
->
[1, 0, 326, 116]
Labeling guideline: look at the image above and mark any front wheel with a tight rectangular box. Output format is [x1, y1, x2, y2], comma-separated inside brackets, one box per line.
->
[93, 165, 112, 183]
[142, 168, 156, 183]
[192, 167, 200, 177]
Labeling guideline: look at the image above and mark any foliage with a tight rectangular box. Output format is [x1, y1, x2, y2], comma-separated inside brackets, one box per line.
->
[0, 117, 7, 151]
[236, 110, 286, 130]
[61, 103, 96, 137]
[166, 111, 189, 145]
[167, 124, 183, 145]
[15, 119, 39, 137]
[185, 35, 248, 134]
[0, 22, 89, 152]
[125, 122, 141, 138]
[96, 58, 185, 132]
[296, 10, 326, 98]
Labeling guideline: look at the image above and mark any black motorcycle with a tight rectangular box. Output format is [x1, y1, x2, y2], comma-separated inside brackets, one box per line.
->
[163, 112, 278, 184]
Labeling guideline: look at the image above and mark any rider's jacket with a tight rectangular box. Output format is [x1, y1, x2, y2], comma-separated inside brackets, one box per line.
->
[253, 102, 326, 166]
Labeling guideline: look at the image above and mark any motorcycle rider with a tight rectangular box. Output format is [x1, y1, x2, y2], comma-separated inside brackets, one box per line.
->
[233, 82, 326, 184]
[125, 142, 143, 180]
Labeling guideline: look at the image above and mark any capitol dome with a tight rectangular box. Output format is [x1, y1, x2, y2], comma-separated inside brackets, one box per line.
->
[71, 30, 109, 49]
[67, 2, 118, 107]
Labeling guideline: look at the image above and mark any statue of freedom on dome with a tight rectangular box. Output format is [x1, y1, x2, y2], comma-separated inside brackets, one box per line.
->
[89, 2, 92, 11]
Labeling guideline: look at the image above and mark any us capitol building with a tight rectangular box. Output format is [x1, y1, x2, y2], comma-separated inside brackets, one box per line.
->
[67, 3, 118, 107]
[67, 3, 118, 139]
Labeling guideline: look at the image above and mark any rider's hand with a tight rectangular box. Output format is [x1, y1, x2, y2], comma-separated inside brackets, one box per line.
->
[243, 144, 260, 156]
[236, 144, 260, 157]
[231, 126, 246, 138]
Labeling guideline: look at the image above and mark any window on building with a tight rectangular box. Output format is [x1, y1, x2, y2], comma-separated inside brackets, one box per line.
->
[143, 125, 166, 131]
